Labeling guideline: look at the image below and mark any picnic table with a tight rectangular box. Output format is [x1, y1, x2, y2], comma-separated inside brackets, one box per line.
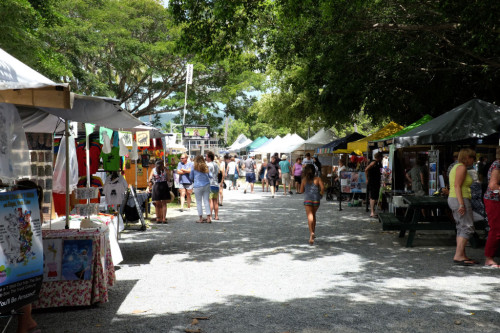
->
[379, 196, 455, 247]
[380, 195, 488, 247]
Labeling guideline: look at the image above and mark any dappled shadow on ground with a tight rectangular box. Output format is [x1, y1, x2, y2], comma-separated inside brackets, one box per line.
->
[25, 189, 500, 332]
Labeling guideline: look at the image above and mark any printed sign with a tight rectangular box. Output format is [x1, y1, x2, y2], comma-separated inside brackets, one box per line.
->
[340, 171, 367, 194]
[0, 189, 43, 312]
[183, 125, 210, 139]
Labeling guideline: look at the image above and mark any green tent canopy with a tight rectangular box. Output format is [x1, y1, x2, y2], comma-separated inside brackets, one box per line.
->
[247, 136, 269, 151]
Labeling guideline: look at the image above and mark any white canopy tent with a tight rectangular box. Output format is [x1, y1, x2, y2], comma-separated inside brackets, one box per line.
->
[228, 134, 253, 152]
[291, 128, 337, 153]
[253, 135, 283, 154]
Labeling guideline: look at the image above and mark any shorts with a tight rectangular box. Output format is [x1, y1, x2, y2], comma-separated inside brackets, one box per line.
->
[246, 173, 256, 183]
[448, 197, 474, 239]
[179, 183, 193, 190]
[294, 175, 302, 183]
[281, 173, 291, 186]
[209, 186, 219, 199]
[268, 177, 278, 187]
[304, 200, 320, 207]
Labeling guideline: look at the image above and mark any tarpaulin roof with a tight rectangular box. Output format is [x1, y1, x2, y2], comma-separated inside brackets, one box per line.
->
[316, 132, 366, 154]
[0, 47, 71, 109]
[0, 48, 142, 129]
[291, 128, 337, 152]
[394, 99, 500, 147]
[255, 135, 288, 154]
[335, 121, 403, 154]
[247, 136, 268, 151]
[369, 115, 433, 148]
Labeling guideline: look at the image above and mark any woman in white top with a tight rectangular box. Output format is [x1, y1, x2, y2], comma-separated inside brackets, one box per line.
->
[226, 156, 239, 190]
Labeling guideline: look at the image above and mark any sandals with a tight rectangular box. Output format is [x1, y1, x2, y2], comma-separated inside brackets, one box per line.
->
[453, 259, 479, 266]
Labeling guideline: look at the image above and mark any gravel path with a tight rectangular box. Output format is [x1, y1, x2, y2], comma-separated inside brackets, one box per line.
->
[16, 187, 500, 332]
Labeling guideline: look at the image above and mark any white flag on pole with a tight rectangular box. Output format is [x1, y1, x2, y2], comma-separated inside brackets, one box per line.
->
[186, 64, 193, 85]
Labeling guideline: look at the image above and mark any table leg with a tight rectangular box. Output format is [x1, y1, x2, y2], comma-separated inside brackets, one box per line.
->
[405, 208, 421, 247]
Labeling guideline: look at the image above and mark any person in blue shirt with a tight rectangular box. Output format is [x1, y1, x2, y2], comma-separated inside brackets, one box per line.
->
[189, 155, 212, 223]
[176, 153, 194, 212]
[279, 154, 292, 195]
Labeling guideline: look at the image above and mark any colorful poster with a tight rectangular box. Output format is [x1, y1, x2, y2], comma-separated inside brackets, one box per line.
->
[62, 239, 93, 280]
[340, 172, 367, 193]
[0, 189, 43, 312]
[43, 239, 62, 282]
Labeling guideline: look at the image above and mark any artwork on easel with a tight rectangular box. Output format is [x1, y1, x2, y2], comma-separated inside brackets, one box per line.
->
[61, 239, 93, 280]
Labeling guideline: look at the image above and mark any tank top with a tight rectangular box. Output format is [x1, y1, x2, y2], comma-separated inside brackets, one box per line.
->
[152, 168, 167, 183]
[484, 160, 500, 201]
[304, 181, 321, 202]
[294, 163, 303, 176]
[449, 163, 472, 199]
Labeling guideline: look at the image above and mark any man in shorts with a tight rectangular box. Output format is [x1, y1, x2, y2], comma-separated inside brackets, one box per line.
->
[279, 154, 292, 195]
[176, 153, 194, 211]
[244, 153, 257, 194]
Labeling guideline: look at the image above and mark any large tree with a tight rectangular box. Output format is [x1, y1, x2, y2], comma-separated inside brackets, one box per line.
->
[171, 0, 500, 126]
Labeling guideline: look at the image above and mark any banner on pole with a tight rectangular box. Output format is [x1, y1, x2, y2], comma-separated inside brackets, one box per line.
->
[186, 64, 193, 85]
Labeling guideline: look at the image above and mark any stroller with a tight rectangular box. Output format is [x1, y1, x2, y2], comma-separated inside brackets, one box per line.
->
[325, 177, 341, 202]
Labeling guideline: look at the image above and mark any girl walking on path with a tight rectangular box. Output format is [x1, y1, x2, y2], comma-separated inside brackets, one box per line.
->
[148, 160, 170, 223]
[190, 155, 212, 223]
[300, 164, 324, 245]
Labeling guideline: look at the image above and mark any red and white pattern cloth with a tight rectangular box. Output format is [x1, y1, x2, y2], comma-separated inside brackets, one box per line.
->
[33, 228, 115, 308]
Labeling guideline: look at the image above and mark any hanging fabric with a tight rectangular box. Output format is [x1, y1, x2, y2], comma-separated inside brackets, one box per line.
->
[102, 131, 111, 154]
[52, 131, 79, 194]
[119, 136, 128, 156]
[130, 140, 139, 160]
[0, 103, 31, 182]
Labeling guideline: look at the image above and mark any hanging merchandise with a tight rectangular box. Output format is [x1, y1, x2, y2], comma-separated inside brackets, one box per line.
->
[130, 140, 139, 160]
[76, 176, 103, 204]
[119, 136, 128, 157]
[103, 172, 129, 207]
[0, 103, 31, 181]
[112, 130, 120, 148]
[76, 139, 102, 177]
[100, 146, 121, 171]
[141, 153, 150, 168]
[102, 131, 111, 154]
[53, 132, 79, 194]
[85, 123, 96, 137]
[119, 131, 133, 147]
[99, 127, 113, 145]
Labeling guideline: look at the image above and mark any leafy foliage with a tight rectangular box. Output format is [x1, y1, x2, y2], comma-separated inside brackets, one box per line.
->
[171, 0, 500, 127]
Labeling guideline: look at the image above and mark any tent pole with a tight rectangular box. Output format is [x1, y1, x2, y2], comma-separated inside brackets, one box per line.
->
[65, 120, 70, 229]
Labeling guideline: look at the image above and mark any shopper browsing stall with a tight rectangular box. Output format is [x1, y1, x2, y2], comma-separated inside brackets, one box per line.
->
[148, 160, 170, 223]
[448, 148, 478, 266]
[176, 153, 194, 211]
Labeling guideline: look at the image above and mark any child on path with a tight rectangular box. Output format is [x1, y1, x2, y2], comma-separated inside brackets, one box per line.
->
[300, 164, 324, 245]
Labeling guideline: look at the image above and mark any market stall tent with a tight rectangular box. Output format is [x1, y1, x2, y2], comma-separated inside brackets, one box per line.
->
[316, 132, 366, 154]
[279, 134, 305, 154]
[228, 134, 253, 152]
[290, 128, 337, 153]
[247, 136, 269, 152]
[0, 48, 71, 109]
[394, 99, 500, 147]
[369, 115, 433, 148]
[335, 122, 403, 155]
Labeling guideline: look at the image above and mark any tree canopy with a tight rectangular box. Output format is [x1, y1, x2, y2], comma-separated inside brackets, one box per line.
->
[171, 0, 500, 128]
